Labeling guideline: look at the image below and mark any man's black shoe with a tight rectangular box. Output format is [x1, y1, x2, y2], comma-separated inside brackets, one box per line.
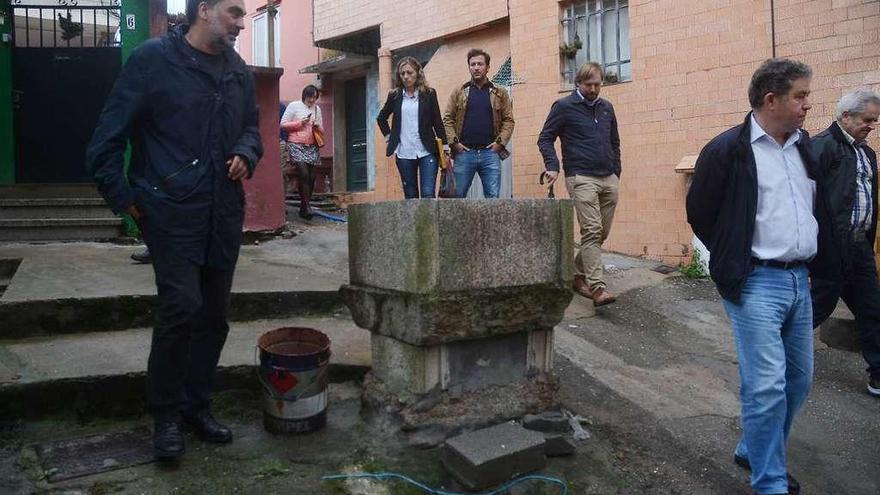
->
[867, 375, 880, 397]
[184, 410, 233, 443]
[153, 421, 185, 460]
[130, 248, 152, 264]
[735, 454, 800, 494]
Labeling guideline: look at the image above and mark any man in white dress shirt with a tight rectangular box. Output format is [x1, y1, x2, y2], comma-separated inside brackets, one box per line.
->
[686, 59, 829, 495]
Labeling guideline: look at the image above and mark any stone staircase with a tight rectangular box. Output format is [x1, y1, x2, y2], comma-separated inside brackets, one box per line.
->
[0, 184, 122, 241]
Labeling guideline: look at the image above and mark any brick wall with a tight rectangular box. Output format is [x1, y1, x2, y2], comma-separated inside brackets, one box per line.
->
[312, 0, 508, 50]
[511, 0, 878, 265]
[315, 0, 880, 265]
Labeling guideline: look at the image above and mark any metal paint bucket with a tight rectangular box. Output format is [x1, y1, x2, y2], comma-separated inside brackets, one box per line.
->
[257, 327, 331, 434]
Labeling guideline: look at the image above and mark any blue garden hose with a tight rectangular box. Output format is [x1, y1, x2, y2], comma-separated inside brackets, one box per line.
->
[321, 471, 568, 495]
[312, 210, 346, 222]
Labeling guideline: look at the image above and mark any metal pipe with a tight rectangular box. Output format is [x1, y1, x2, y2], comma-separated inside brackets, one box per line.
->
[770, 0, 776, 58]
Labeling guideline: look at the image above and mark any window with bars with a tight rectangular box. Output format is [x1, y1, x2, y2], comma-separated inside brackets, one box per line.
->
[561, 0, 631, 85]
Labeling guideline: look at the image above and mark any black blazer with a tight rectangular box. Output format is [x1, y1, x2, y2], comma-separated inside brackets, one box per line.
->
[811, 121, 878, 280]
[376, 87, 448, 157]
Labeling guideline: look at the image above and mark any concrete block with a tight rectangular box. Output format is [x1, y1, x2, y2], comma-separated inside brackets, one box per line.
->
[348, 199, 574, 293]
[340, 284, 570, 345]
[441, 421, 547, 490]
[543, 434, 576, 457]
[522, 411, 570, 433]
[369, 331, 553, 396]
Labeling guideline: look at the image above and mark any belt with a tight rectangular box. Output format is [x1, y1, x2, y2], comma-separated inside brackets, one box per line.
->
[462, 143, 491, 149]
[751, 257, 806, 270]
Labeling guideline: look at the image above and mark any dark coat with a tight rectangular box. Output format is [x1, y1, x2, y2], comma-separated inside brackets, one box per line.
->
[686, 112, 835, 301]
[810, 121, 879, 278]
[86, 26, 263, 269]
[376, 87, 447, 156]
[537, 92, 621, 177]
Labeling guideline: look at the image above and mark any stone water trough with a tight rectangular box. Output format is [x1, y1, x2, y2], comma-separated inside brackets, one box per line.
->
[341, 199, 574, 436]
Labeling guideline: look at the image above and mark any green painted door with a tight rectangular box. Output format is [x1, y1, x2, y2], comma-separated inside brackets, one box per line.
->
[345, 78, 368, 192]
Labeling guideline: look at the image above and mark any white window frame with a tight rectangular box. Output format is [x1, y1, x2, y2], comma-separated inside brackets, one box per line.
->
[252, 7, 281, 67]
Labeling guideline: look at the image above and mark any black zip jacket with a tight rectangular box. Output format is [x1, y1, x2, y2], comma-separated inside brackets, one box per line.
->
[86, 25, 263, 268]
[811, 121, 878, 277]
[686, 112, 835, 301]
[537, 92, 620, 177]
[376, 87, 447, 157]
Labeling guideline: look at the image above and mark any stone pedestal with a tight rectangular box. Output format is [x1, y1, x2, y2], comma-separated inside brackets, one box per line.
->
[342, 199, 573, 436]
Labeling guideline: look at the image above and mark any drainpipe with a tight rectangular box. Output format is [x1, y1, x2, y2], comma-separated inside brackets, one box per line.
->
[770, 0, 776, 58]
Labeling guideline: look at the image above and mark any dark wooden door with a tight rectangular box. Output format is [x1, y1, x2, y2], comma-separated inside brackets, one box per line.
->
[344, 78, 367, 192]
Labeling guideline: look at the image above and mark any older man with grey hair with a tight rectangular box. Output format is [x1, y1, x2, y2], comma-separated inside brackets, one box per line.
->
[810, 89, 880, 397]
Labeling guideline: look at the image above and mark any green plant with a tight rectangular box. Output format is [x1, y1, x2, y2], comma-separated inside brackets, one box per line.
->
[680, 249, 708, 279]
[560, 35, 583, 59]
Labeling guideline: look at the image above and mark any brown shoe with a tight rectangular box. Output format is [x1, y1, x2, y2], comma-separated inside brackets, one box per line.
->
[572, 276, 593, 299]
[591, 286, 616, 306]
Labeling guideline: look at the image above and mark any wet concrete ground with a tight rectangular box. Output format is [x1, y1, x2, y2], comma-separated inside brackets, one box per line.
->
[1, 374, 746, 495]
[2, 231, 878, 494]
[557, 273, 880, 495]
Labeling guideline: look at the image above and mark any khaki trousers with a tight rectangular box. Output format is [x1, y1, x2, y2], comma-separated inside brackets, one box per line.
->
[565, 174, 619, 290]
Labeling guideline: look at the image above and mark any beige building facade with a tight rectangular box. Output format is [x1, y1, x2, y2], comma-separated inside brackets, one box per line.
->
[311, 0, 880, 264]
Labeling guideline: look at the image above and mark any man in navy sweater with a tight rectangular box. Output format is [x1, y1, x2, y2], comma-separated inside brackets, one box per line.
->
[538, 62, 620, 306]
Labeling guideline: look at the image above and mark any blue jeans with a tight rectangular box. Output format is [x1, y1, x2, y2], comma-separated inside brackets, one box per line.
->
[453, 148, 501, 198]
[396, 154, 438, 199]
[722, 265, 813, 495]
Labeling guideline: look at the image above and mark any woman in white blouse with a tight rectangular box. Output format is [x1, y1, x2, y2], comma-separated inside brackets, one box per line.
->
[281, 85, 322, 219]
[376, 57, 448, 198]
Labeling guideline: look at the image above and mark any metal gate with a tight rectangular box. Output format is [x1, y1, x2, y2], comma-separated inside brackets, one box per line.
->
[11, 0, 122, 183]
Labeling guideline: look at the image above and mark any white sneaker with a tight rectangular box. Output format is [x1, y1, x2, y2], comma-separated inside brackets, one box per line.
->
[867, 376, 880, 397]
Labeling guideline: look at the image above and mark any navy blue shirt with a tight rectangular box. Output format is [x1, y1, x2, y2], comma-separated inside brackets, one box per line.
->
[460, 84, 494, 146]
[537, 91, 620, 177]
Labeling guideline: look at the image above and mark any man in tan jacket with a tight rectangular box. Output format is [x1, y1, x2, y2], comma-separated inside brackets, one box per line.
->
[443, 48, 514, 198]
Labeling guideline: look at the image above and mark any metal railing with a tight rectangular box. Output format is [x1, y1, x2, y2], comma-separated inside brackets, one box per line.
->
[11, 0, 121, 48]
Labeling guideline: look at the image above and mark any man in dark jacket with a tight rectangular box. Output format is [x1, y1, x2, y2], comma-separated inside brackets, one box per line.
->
[687, 59, 823, 495]
[86, 0, 262, 460]
[538, 62, 620, 306]
[810, 89, 880, 397]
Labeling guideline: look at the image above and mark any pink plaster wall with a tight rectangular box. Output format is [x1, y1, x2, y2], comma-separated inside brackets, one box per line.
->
[243, 68, 286, 232]
[238, 0, 322, 103]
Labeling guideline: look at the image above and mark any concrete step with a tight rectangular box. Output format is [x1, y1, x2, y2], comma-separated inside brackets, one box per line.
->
[0, 198, 116, 220]
[0, 235, 350, 338]
[0, 316, 371, 420]
[0, 183, 103, 199]
[0, 218, 123, 241]
[0, 288, 346, 339]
